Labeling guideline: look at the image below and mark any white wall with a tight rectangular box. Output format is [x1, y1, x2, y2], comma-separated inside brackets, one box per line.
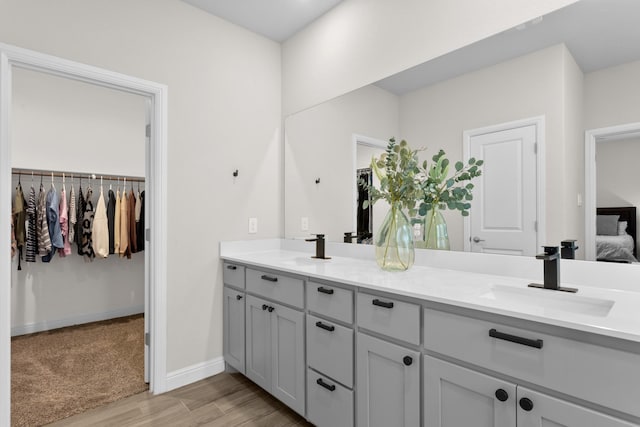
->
[10, 69, 146, 335]
[282, 0, 579, 115]
[584, 60, 640, 130]
[399, 44, 570, 250]
[596, 136, 640, 253]
[0, 0, 282, 374]
[285, 85, 398, 242]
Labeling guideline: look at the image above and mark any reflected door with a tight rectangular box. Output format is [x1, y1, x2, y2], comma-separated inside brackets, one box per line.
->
[467, 123, 538, 256]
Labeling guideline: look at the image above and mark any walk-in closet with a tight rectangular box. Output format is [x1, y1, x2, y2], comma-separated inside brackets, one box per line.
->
[9, 67, 149, 426]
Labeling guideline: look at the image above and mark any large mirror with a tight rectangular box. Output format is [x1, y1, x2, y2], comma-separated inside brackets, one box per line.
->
[284, 0, 640, 262]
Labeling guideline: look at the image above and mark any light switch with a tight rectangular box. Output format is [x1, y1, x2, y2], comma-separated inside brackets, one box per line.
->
[301, 217, 309, 231]
[248, 217, 258, 234]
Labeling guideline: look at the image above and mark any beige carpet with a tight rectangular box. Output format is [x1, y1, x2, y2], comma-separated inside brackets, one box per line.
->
[11, 314, 148, 427]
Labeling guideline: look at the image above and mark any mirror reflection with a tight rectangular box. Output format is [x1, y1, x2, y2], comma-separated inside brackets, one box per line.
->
[284, 0, 640, 263]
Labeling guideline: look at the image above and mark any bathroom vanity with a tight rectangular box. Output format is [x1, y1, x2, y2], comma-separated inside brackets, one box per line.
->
[221, 240, 640, 427]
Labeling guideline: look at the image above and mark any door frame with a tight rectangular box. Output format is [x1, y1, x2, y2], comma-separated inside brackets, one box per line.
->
[0, 42, 169, 426]
[584, 122, 640, 261]
[352, 134, 388, 235]
[462, 116, 545, 253]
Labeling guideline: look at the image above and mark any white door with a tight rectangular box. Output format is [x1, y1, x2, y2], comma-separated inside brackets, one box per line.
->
[466, 123, 538, 256]
[143, 108, 151, 383]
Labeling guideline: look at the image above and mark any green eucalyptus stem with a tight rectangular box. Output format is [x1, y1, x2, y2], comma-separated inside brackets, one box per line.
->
[425, 201, 439, 244]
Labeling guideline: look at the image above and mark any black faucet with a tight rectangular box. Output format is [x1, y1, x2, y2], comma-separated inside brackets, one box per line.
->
[528, 246, 577, 293]
[305, 234, 331, 259]
[344, 232, 357, 243]
[561, 239, 579, 259]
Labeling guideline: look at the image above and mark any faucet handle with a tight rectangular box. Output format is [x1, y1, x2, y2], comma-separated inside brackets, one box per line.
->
[536, 246, 559, 260]
[305, 233, 325, 242]
[561, 239, 578, 249]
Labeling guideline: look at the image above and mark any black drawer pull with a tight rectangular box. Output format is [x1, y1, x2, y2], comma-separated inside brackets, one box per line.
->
[315, 321, 335, 332]
[489, 329, 543, 349]
[316, 378, 336, 392]
[226, 265, 237, 270]
[372, 299, 394, 309]
[519, 397, 534, 411]
[403, 356, 413, 366]
[262, 304, 268, 310]
[236, 295, 243, 300]
[267, 306, 274, 313]
[317, 286, 334, 295]
[261, 275, 278, 282]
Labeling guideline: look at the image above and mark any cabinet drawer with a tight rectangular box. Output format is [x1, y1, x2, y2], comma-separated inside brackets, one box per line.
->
[357, 292, 420, 345]
[424, 308, 640, 418]
[306, 281, 353, 324]
[307, 368, 354, 427]
[245, 268, 304, 308]
[223, 262, 245, 289]
[307, 314, 354, 388]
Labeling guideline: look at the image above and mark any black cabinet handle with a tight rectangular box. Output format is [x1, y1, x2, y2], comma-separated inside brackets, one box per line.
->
[262, 304, 268, 310]
[315, 321, 335, 332]
[317, 286, 334, 295]
[403, 356, 413, 366]
[236, 295, 243, 300]
[316, 378, 336, 392]
[372, 299, 394, 309]
[268, 306, 274, 313]
[489, 329, 543, 349]
[226, 265, 237, 270]
[519, 397, 534, 411]
[261, 275, 278, 282]
[495, 389, 509, 402]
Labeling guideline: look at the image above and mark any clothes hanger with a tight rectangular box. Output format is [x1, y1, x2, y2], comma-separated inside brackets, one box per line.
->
[62, 173, 66, 192]
[51, 172, 55, 189]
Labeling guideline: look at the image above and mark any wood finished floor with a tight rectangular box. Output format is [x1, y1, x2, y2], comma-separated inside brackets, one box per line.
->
[46, 372, 314, 427]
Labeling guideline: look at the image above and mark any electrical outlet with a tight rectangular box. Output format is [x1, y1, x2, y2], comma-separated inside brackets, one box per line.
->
[248, 217, 258, 234]
[301, 217, 309, 231]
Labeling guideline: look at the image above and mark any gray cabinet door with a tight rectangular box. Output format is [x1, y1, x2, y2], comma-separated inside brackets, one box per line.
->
[356, 333, 420, 427]
[270, 301, 306, 416]
[223, 286, 245, 373]
[245, 294, 271, 392]
[516, 387, 637, 427]
[424, 356, 516, 427]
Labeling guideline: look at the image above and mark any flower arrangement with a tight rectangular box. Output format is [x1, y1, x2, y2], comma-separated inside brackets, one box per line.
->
[361, 137, 483, 267]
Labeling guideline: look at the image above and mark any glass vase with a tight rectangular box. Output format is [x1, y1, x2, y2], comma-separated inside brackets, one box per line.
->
[374, 204, 415, 271]
[423, 207, 450, 250]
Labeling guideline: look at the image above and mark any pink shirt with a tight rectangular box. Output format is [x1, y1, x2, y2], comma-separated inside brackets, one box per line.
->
[59, 188, 72, 256]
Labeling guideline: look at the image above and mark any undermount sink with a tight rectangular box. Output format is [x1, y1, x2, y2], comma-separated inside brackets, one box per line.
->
[480, 284, 615, 317]
[280, 257, 330, 267]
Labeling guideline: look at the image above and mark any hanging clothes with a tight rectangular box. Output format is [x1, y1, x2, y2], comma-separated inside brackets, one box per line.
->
[136, 190, 145, 252]
[128, 188, 137, 254]
[42, 185, 64, 262]
[135, 190, 142, 224]
[114, 189, 121, 255]
[107, 188, 116, 254]
[119, 189, 130, 259]
[81, 187, 96, 261]
[13, 183, 27, 270]
[11, 220, 17, 259]
[25, 185, 37, 263]
[68, 184, 76, 245]
[36, 183, 52, 259]
[92, 187, 109, 258]
[58, 187, 71, 257]
[75, 185, 85, 255]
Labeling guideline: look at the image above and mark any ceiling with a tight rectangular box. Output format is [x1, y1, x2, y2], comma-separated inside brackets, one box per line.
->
[376, 0, 640, 95]
[182, 0, 344, 42]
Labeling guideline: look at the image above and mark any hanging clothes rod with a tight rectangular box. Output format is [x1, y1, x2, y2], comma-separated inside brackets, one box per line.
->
[11, 168, 145, 183]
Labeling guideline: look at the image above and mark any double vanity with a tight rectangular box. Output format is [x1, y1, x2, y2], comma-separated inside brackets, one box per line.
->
[220, 240, 640, 427]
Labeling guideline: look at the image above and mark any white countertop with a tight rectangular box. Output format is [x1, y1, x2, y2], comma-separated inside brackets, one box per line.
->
[221, 244, 640, 343]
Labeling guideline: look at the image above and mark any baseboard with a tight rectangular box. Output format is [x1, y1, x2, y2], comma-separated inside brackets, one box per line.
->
[11, 305, 145, 337]
[165, 356, 225, 392]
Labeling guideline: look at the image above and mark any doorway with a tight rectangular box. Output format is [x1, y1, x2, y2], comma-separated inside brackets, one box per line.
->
[584, 123, 640, 261]
[0, 43, 168, 426]
[463, 117, 545, 256]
